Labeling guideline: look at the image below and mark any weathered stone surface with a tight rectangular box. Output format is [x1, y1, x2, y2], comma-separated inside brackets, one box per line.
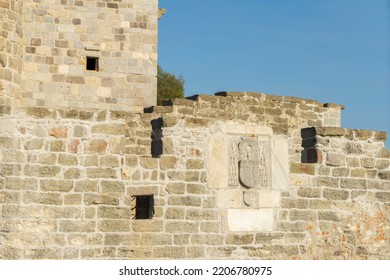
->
[228, 209, 273, 232]
[326, 153, 345, 166]
[84, 194, 119, 206]
[85, 140, 107, 154]
[5, 178, 38, 191]
[323, 188, 349, 200]
[289, 210, 316, 221]
[86, 168, 117, 179]
[290, 163, 315, 175]
[24, 165, 61, 177]
[297, 187, 321, 198]
[139, 157, 158, 169]
[40, 180, 73, 192]
[340, 179, 366, 189]
[160, 155, 177, 170]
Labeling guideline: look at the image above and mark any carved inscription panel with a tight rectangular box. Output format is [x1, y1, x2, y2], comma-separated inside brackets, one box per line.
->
[228, 137, 270, 189]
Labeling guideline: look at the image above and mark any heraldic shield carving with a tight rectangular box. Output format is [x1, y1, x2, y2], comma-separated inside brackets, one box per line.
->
[228, 137, 269, 189]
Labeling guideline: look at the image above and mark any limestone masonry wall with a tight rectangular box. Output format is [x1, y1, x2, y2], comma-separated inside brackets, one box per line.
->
[1, 92, 389, 259]
[1, 0, 158, 112]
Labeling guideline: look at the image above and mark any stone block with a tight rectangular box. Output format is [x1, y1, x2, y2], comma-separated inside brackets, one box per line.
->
[208, 133, 228, 189]
[64, 194, 82, 205]
[75, 181, 98, 192]
[168, 196, 202, 207]
[206, 246, 235, 258]
[23, 192, 63, 205]
[5, 177, 38, 191]
[165, 221, 199, 233]
[50, 140, 66, 152]
[185, 209, 218, 221]
[37, 154, 57, 165]
[160, 155, 177, 170]
[217, 189, 241, 208]
[375, 159, 390, 170]
[186, 183, 207, 195]
[186, 159, 204, 169]
[323, 188, 349, 200]
[64, 168, 81, 179]
[49, 127, 68, 138]
[153, 247, 186, 259]
[340, 178, 366, 189]
[313, 176, 339, 188]
[139, 157, 158, 169]
[25, 107, 55, 118]
[227, 209, 273, 232]
[85, 139, 107, 154]
[86, 168, 117, 179]
[332, 167, 349, 177]
[165, 183, 185, 194]
[59, 221, 96, 232]
[84, 194, 119, 206]
[374, 192, 390, 202]
[226, 234, 254, 245]
[104, 234, 135, 246]
[255, 232, 285, 244]
[0, 191, 20, 204]
[127, 185, 158, 196]
[272, 137, 289, 190]
[132, 220, 164, 232]
[361, 157, 375, 169]
[40, 179, 73, 192]
[24, 138, 44, 150]
[297, 187, 321, 198]
[58, 154, 78, 166]
[0, 164, 22, 176]
[2, 205, 42, 218]
[191, 234, 224, 245]
[98, 220, 130, 232]
[100, 181, 125, 195]
[91, 124, 127, 135]
[378, 171, 390, 180]
[25, 248, 62, 260]
[100, 155, 120, 167]
[318, 211, 342, 222]
[281, 198, 308, 209]
[290, 162, 315, 175]
[2, 150, 25, 163]
[166, 207, 185, 219]
[73, 126, 88, 137]
[289, 210, 316, 221]
[43, 206, 81, 219]
[97, 206, 131, 219]
[258, 190, 281, 207]
[326, 153, 345, 166]
[308, 199, 332, 209]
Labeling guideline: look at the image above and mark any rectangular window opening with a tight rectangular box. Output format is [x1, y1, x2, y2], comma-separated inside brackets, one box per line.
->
[134, 195, 154, 219]
[86, 56, 99, 71]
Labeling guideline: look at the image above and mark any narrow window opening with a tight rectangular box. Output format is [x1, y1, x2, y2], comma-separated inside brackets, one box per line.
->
[134, 195, 154, 219]
[86, 56, 99, 71]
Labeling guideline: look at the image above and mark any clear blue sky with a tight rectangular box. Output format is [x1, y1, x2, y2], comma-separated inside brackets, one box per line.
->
[158, 0, 389, 147]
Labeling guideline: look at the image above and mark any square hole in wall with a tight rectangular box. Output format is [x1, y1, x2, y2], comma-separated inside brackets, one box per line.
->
[134, 195, 154, 219]
[86, 56, 99, 71]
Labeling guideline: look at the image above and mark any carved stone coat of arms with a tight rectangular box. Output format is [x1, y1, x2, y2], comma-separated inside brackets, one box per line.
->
[228, 137, 269, 189]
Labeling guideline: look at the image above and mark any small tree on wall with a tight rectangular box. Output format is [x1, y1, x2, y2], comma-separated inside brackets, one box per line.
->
[157, 65, 185, 105]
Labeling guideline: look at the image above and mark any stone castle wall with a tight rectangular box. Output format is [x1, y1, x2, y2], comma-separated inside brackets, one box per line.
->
[1, 92, 389, 259]
[0, 0, 23, 111]
[1, 0, 158, 113]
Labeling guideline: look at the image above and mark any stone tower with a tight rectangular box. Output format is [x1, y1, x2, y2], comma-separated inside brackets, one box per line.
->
[0, 0, 23, 114]
[1, 0, 158, 113]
